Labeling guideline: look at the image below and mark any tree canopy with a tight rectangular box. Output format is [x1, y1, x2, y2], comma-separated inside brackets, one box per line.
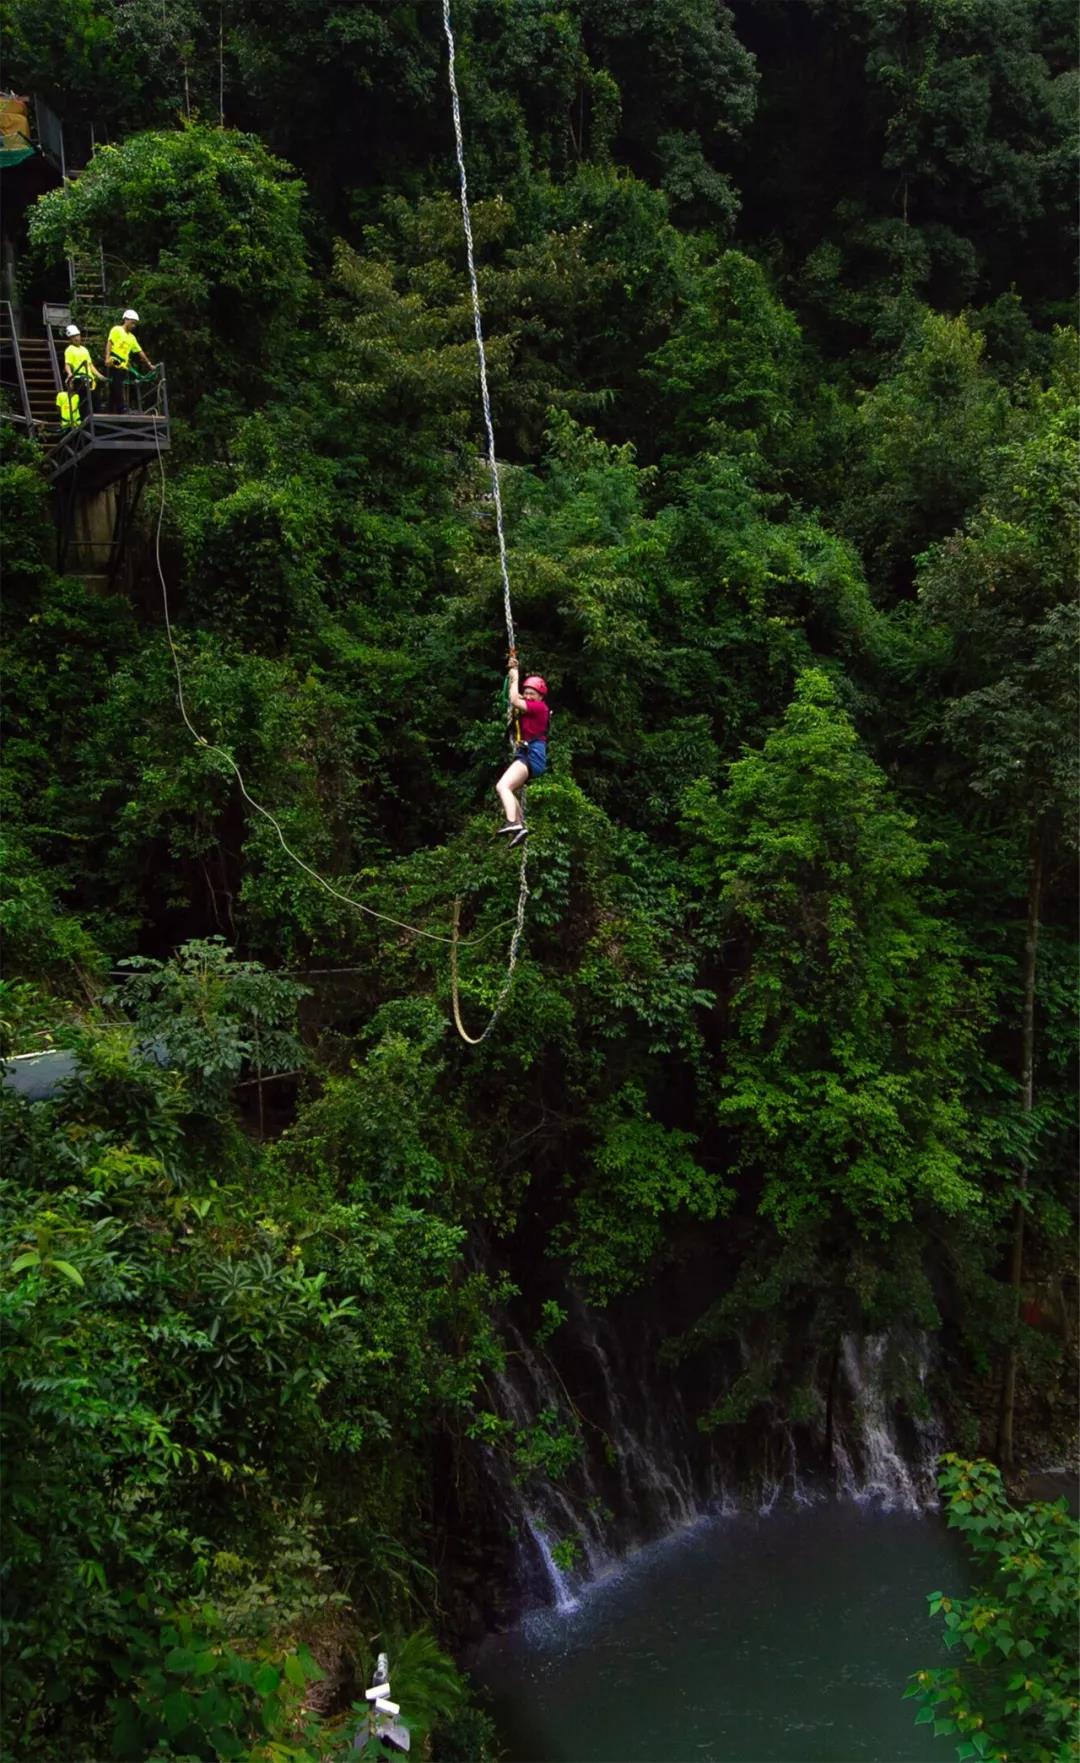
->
[1, 3, 1076, 1759]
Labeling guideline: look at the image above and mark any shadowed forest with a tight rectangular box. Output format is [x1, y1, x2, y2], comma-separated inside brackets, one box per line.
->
[1, 2, 1077, 1759]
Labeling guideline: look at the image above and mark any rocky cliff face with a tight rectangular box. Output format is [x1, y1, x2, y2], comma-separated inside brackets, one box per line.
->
[439, 1284, 946, 1631]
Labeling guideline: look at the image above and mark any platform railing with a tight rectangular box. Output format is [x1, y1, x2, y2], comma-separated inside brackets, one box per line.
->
[44, 363, 170, 481]
[43, 314, 64, 396]
[129, 362, 169, 423]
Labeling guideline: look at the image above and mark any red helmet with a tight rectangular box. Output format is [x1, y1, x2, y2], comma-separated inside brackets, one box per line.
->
[522, 675, 548, 696]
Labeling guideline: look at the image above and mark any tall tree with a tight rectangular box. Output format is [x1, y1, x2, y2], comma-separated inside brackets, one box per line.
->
[914, 342, 1078, 1465]
[684, 667, 981, 1243]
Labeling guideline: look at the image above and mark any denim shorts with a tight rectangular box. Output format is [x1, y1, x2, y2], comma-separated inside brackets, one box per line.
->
[515, 739, 548, 778]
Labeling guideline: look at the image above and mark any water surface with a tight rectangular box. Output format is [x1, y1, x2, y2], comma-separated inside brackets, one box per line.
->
[472, 1503, 966, 1763]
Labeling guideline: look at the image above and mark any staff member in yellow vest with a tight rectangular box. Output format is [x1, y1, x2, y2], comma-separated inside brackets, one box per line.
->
[105, 308, 155, 413]
[63, 323, 104, 420]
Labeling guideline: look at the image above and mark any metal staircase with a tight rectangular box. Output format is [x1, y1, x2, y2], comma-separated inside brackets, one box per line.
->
[19, 332, 61, 430]
[0, 303, 70, 435]
[68, 246, 108, 318]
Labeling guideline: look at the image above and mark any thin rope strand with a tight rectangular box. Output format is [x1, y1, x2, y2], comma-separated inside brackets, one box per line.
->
[148, 420, 508, 951]
[442, 0, 515, 659]
[442, 0, 530, 1044]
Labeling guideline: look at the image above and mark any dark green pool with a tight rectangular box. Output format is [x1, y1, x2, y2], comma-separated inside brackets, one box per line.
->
[471, 1502, 966, 1763]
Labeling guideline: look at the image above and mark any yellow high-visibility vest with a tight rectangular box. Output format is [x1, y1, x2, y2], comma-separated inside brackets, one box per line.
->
[56, 390, 81, 428]
[107, 324, 142, 368]
[64, 342, 94, 378]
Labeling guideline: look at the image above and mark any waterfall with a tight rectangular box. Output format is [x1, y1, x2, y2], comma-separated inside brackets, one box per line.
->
[479, 1308, 713, 1606]
[476, 1306, 945, 1613]
[834, 1333, 943, 1511]
[520, 1512, 578, 1614]
[757, 1469, 782, 1516]
[483, 1340, 611, 1606]
[571, 1303, 701, 1535]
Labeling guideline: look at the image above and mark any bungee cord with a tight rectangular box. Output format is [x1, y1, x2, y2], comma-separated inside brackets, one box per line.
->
[441, 0, 516, 662]
[443, 0, 531, 1045]
[144, 0, 530, 1036]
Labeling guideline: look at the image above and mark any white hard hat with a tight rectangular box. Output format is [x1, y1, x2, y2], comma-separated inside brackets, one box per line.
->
[65, 323, 81, 336]
[122, 308, 140, 322]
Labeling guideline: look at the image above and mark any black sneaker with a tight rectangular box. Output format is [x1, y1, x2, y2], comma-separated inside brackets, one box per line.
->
[509, 825, 529, 848]
[495, 823, 520, 837]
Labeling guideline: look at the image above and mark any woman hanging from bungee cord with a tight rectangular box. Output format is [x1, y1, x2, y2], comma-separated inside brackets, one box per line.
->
[495, 655, 549, 848]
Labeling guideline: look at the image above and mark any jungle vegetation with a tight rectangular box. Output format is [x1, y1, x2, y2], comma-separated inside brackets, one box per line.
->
[1, 2, 1077, 1759]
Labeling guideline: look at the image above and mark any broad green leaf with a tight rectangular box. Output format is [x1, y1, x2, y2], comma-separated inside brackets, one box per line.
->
[208, 1728, 245, 1759]
[162, 1688, 192, 1736]
[49, 1259, 85, 1286]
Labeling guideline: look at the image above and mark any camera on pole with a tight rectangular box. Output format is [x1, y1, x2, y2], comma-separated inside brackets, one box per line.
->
[354, 1651, 410, 1754]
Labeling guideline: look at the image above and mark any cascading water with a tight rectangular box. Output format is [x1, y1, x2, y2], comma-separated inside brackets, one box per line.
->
[482, 1341, 608, 1608]
[571, 1303, 700, 1532]
[518, 1512, 577, 1615]
[477, 1303, 946, 1614]
[479, 1308, 711, 1608]
[835, 1332, 944, 1511]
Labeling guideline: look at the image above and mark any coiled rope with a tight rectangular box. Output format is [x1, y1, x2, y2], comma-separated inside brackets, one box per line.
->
[443, 0, 530, 1045]
[150, 417, 508, 952]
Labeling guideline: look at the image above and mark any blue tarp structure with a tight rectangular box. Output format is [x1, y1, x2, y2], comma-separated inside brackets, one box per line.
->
[2, 1049, 80, 1099]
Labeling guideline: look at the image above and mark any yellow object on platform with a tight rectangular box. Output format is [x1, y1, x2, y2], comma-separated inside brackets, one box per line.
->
[0, 94, 30, 151]
[65, 343, 95, 378]
[107, 325, 142, 367]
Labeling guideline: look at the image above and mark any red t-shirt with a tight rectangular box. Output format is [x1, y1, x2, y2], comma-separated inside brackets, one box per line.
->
[519, 698, 550, 740]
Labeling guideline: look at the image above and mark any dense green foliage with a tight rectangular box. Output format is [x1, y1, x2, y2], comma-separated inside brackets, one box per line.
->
[1, 960, 505, 1759]
[909, 1456, 1080, 1763]
[2, 2, 1077, 1758]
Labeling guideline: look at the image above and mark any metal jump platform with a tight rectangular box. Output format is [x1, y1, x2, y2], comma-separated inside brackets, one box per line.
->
[38, 299, 170, 489]
[1, 299, 170, 578]
[45, 400, 170, 491]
